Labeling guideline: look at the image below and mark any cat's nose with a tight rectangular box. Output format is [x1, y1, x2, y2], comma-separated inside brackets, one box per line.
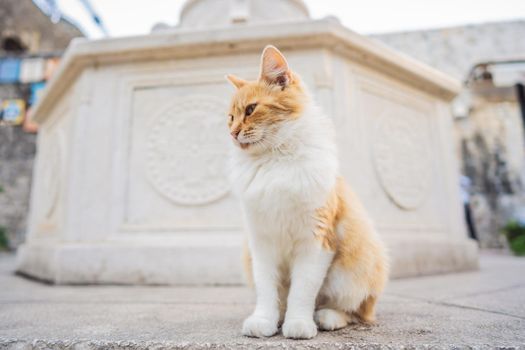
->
[230, 129, 241, 140]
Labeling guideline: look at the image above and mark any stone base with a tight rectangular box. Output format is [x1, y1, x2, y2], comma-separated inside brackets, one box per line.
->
[16, 234, 478, 285]
[15, 237, 245, 285]
[386, 234, 479, 278]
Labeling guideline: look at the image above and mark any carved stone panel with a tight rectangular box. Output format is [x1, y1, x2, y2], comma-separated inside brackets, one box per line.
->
[125, 82, 240, 231]
[358, 77, 434, 214]
[146, 95, 230, 206]
[373, 109, 431, 210]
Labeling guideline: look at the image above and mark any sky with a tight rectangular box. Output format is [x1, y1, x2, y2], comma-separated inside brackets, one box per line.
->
[56, 0, 525, 39]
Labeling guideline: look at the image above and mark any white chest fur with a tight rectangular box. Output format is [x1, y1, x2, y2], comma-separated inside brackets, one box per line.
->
[230, 107, 338, 241]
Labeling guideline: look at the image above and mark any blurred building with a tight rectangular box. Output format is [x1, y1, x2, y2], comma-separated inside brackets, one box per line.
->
[375, 21, 525, 248]
[0, 0, 83, 248]
[457, 61, 525, 247]
[373, 20, 525, 80]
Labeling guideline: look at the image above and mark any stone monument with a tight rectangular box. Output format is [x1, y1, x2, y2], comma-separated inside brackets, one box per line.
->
[16, 0, 478, 284]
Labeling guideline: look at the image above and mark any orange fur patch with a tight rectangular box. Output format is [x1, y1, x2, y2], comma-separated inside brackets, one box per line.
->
[227, 75, 305, 139]
[332, 180, 389, 296]
[312, 183, 341, 251]
[355, 295, 378, 324]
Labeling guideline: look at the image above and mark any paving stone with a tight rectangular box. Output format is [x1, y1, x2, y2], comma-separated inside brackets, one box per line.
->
[0, 252, 524, 349]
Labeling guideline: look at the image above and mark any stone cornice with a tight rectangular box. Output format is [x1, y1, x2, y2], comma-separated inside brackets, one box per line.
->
[33, 18, 461, 122]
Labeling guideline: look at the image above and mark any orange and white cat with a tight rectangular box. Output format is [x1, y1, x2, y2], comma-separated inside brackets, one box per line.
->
[226, 46, 388, 339]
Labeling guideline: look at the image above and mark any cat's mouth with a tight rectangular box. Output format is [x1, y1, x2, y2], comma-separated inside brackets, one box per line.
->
[233, 139, 261, 150]
[235, 138, 262, 150]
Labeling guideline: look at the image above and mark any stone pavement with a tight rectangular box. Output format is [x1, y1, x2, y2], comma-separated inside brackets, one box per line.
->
[0, 252, 524, 349]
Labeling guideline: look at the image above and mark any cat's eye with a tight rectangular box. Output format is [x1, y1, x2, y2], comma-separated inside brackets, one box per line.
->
[228, 114, 234, 123]
[245, 103, 257, 117]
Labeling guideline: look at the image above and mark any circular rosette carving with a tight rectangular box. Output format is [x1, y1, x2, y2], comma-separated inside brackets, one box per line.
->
[146, 95, 230, 206]
[373, 111, 432, 210]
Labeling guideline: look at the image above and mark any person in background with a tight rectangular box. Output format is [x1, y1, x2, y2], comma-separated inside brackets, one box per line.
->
[460, 174, 478, 241]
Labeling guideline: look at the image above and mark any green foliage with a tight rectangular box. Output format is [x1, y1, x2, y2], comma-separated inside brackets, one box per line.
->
[501, 221, 525, 256]
[0, 226, 8, 251]
[509, 235, 525, 256]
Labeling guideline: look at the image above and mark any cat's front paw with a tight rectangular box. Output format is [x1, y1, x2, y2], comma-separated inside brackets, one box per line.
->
[242, 315, 278, 338]
[282, 318, 318, 339]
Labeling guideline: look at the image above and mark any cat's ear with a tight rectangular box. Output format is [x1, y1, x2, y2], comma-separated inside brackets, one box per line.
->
[225, 74, 248, 89]
[259, 45, 292, 88]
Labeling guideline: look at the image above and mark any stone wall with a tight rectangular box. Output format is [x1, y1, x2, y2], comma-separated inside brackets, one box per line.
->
[0, 125, 36, 248]
[0, 82, 35, 249]
[456, 100, 525, 248]
[0, 0, 82, 248]
[373, 20, 525, 81]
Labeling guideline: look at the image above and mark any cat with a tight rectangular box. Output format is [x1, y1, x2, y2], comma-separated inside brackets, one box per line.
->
[226, 45, 388, 339]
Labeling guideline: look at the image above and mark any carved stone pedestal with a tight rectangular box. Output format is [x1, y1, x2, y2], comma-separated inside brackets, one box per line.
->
[16, 0, 478, 285]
